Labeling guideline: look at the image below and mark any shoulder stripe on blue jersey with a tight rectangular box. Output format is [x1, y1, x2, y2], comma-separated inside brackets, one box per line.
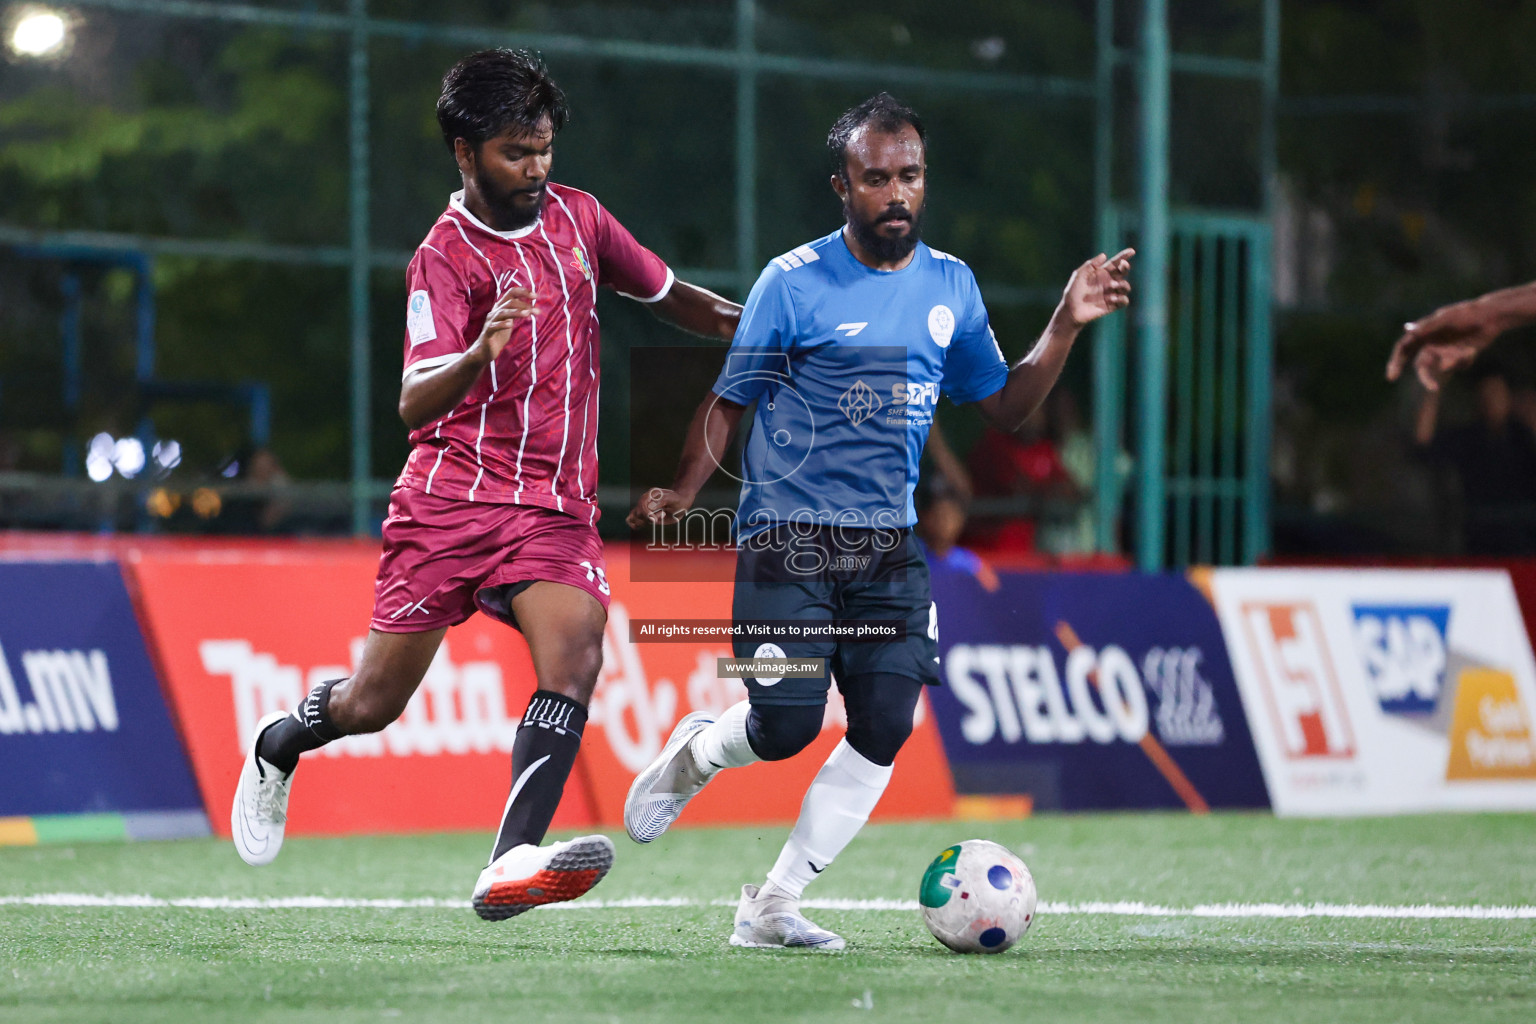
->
[927, 247, 968, 265]
[770, 244, 821, 274]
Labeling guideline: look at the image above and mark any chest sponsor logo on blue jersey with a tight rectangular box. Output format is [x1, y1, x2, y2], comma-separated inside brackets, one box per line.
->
[892, 382, 939, 407]
[837, 380, 883, 426]
[888, 381, 938, 425]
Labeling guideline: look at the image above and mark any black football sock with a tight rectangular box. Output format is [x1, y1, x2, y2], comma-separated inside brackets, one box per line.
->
[256, 679, 345, 775]
[490, 691, 588, 862]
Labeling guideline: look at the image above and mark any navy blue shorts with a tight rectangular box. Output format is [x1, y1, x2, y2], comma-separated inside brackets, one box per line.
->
[731, 526, 940, 706]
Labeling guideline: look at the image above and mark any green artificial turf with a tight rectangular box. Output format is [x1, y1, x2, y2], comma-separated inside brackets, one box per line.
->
[3, 814, 1533, 1023]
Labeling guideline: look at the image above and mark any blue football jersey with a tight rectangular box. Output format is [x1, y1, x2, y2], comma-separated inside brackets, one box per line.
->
[713, 229, 1009, 538]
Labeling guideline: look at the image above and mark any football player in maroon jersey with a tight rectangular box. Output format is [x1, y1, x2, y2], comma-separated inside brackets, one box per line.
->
[231, 49, 741, 921]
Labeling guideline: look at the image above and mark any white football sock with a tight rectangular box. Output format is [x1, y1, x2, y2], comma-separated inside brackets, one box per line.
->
[765, 739, 893, 900]
[688, 701, 760, 772]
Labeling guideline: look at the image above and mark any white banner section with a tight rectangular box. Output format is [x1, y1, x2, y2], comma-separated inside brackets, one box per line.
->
[1209, 569, 1536, 816]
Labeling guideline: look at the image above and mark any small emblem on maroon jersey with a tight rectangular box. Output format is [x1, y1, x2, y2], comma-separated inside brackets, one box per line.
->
[570, 245, 593, 281]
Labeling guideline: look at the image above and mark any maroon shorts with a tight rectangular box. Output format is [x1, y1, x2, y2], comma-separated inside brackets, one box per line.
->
[371, 486, 610, 633]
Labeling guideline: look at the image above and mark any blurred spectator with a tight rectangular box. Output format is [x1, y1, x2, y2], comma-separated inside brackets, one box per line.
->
[217, 446, 292, 534]
[915, 455, 998, 592]
[964, 404, 1081, 554]
[917, 422, 997, 589]
[1414, 366, 1536, 553]
[921, 417, 972, 504]
[1037, 389, 1129, 556]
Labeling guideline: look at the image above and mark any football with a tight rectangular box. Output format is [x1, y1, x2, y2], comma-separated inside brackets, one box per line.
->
[918, 839, 1037, 953]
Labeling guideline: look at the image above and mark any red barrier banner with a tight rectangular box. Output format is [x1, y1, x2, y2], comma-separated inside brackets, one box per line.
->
[592, 546, 955, 826]
[127, 540, 953, 838]
[125, 544, 595, 838]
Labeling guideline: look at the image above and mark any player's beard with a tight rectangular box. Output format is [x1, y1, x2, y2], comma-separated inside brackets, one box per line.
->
[478, 173, 546, 231]
[846, 200, 922, 263]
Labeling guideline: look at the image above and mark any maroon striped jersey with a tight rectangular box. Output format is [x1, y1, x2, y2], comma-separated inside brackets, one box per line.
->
[394, 185, 673, 523]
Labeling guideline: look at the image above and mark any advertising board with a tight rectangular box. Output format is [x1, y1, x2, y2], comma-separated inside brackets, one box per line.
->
[126, 545, 592, 838]
[127, 541, 953, 838]
[0, 561, 207, 839]
[927, 559, 1270, 811]
[1210, 568, 1536, 815]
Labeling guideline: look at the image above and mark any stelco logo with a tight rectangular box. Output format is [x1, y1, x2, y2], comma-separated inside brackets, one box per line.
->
[943, 642, 1223, 748]
[945, 643, 1149, 745]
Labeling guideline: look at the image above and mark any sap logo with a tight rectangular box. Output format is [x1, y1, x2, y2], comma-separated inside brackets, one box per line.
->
[0, 640, 119, 736]
[1240, 602, 1355, 759]
[1350, 604, 1449, 715]
[944, 643, 1149, 746]
[200, 639, 518, 758]
[892, 382, 939, 407]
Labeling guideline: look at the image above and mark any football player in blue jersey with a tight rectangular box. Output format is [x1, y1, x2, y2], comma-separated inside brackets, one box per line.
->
[624, 93, 1133, 950]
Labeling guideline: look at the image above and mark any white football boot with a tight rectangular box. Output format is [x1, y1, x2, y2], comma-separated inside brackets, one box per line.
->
[472, 834, 615, 921]
[729, 882, 846, 951]
[623, 711, 717, 843]
[231, 711, 295, 867]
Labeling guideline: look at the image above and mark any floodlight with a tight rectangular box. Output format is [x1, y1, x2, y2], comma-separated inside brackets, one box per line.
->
[8, 6, 68, 58]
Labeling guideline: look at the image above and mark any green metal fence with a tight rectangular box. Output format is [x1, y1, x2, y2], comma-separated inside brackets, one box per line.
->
[1096, 210, 1272, 567]
[1, 0, 1281, 566]
[1093, 0, 1278, 569]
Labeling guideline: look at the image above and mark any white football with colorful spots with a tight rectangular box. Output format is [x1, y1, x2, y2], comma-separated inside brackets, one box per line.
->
[918, 839, 1037, 954]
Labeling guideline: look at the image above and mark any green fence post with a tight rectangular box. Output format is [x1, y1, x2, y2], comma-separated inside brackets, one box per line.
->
[1173, 232, 1194, 566]
[1197, 232, 1218, 563]
[1136, 0, 1171, 571]
[1092, 0, 1121, 554]
[348, 0, 374, 540]
[348, 0, 372, 536]
[1245, 229, 1272, 564]
[1220, 235, 1240, 564]
[736, 0, 758, 297]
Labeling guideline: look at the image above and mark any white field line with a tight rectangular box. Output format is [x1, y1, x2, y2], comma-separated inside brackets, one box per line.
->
[3, 894, 1536, 920]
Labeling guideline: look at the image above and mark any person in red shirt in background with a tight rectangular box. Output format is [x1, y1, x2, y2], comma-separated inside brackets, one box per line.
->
[963, 401, 1082, 556]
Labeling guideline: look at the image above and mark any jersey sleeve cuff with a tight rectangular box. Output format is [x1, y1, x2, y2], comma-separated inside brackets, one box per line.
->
[618, 265, 675, 303]
[402, 353, 457, 381]
[947, 373, 1008, 405]
[713, 383, 768, 409]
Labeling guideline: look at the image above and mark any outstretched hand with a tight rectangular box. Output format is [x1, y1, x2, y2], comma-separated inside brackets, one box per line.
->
[1060, 248, 1135, 329]
[1386, 298, 1502, 391]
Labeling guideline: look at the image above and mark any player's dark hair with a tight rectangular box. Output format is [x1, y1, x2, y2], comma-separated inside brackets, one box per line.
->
[437, 48, 569, 155]
[827, 92, 926, 180]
